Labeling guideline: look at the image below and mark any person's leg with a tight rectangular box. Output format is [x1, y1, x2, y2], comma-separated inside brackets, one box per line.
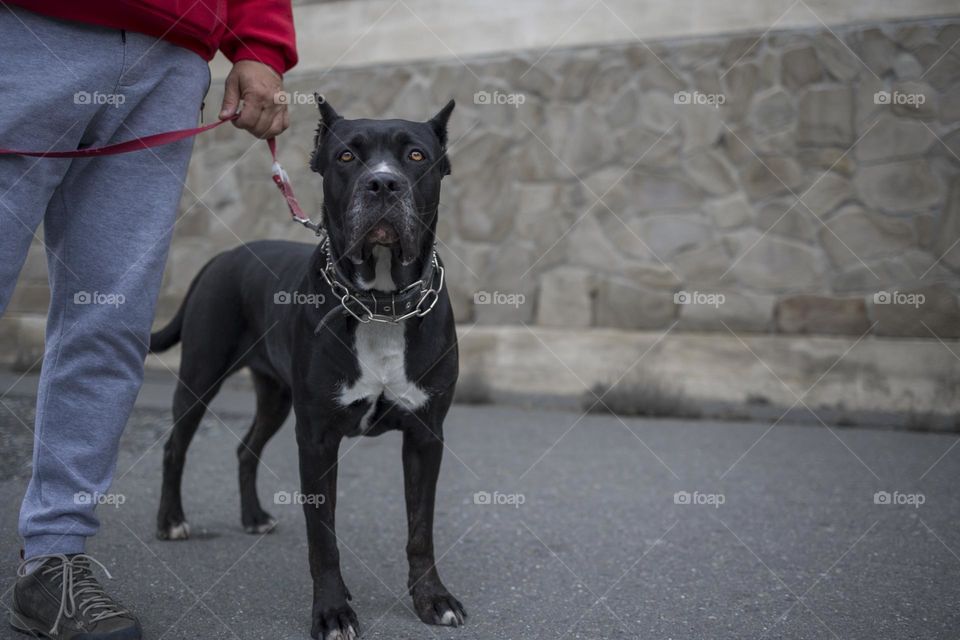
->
[17, 29, 211, 559]
[0, 5, 111, 314]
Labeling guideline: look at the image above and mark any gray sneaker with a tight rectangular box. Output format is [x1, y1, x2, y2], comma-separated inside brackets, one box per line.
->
[9, 554, 142, 639]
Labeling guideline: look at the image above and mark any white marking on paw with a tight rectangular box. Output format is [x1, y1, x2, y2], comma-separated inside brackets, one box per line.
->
[246, 519, 277, 534]
[324, 625, 357, 640]
[439, 609, 458, 625]
[167, 522, 190, 540]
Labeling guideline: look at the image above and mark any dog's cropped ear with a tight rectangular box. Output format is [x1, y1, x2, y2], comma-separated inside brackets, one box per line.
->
[317, 95, 341, 129]
[428, 99, 455, 176]
[428, 99, 455, 148]
[310, 95, 342, 174]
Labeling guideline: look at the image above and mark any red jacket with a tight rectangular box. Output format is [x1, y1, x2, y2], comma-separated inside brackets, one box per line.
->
[8, 0, 298, 75]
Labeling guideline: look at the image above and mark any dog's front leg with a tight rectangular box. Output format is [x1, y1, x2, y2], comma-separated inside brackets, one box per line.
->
[297, 432, 359, 640]
[402, 429, 467, 627]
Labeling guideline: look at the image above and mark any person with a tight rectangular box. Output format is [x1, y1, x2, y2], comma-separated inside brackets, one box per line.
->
[0, 2, 297, 638]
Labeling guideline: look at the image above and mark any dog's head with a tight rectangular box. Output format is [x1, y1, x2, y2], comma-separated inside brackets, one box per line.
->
[310, 97, 455, 290]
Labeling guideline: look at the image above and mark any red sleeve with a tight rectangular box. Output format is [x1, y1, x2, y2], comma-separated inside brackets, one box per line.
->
[220, 0, 298, 76]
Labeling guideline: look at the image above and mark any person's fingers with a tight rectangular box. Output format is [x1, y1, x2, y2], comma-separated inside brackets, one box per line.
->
[265, 110, 286, 139]
[219, 71, 241, 119]
[281, 109, 290, 134]
[235, 100, 263, 132]
[251, 105, 276, 138]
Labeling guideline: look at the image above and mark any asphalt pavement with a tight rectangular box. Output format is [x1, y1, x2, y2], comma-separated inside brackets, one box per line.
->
[1, 371, 958, 639]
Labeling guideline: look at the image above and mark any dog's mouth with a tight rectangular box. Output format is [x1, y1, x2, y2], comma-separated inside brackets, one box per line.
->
[353, 221, 401, 263]
[343, 211, 420, 267]
[365, 221, 399, 247]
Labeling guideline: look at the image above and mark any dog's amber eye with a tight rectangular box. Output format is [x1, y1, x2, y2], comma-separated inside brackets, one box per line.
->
[409, 149, 424, 162]
[338, 150, 354, 162]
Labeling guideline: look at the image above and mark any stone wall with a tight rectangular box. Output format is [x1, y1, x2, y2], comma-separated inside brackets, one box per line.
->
[5, 17, 960, 341]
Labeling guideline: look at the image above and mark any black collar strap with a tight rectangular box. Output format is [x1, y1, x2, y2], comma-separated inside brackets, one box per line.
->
[314, 236, 444, 335]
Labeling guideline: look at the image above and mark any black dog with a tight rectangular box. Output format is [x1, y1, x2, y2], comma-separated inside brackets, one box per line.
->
[149, 98, 464, 639]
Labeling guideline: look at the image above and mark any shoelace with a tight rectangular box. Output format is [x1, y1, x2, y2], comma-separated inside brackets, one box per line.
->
[17, 553, 129, 634]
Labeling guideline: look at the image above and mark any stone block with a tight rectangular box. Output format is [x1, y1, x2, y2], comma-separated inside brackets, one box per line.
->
[741, 156, 804, 200]
[775, 295, 871, 335]
[819, 206, 915, 268]
[725, 233, 825, 292]
[934, 181, 960, 271]
[797, 86, 854, 146]
[749, 89, 795, 135]
[855, 159, 945, 213]
[869, 283, 960, 338]
[855, 114, 935, 163]
[640, 215, 713, 258]
[594, 275, 677, 331]
[536, 267, 595, 328]
[781, 46, 822, 89]
[682, 150, 738, 196]
[755, 198, 816, 241]
[678, 290, 775, 333]
[704, 192, 752, 229]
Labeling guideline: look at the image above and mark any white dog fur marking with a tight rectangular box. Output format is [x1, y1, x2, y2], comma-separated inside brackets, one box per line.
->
[340, 248, 428, 425]
[354, 245, 395, 291]
[166, 522, 191, 540]
[339, 321, 428, 421]
[371, 161, 400, 176]
[439, 610, 458, 625]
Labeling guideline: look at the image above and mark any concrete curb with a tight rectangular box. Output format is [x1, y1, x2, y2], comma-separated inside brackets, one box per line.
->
[454, 325, 960, 427]
[4, 318, 957, 429]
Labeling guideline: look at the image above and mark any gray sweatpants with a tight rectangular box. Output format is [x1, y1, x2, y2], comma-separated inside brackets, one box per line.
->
[0, 7, 210, 559]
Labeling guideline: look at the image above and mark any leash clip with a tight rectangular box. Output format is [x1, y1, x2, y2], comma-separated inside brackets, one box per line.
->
[268, 138, 325, 236]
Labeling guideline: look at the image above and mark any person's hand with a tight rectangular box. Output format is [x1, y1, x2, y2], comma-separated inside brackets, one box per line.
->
[219, 60, 289, 139]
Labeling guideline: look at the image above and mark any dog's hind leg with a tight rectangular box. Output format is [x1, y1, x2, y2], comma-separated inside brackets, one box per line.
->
[156, 378, 223, 540]
[238, 370, 292, 534]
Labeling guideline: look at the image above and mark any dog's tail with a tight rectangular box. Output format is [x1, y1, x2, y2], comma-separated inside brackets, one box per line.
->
[149, 261, 212, 354]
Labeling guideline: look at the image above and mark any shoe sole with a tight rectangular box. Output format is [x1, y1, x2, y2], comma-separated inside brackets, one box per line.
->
[10, 611, 142, 640]
[9, 609, 47, 638]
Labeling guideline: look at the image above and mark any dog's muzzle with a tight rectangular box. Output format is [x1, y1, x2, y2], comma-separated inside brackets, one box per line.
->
[345, 171, 419, 265]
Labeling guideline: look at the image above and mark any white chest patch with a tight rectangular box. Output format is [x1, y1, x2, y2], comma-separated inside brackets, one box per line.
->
[338, 321, 429, 425]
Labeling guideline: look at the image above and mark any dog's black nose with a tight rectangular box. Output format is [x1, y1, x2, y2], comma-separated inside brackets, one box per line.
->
[365, 172, 402, 194]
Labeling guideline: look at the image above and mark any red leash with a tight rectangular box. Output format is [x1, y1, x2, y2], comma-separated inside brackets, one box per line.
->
[0, 115, 315, 229]
[0, 116, 236, 158]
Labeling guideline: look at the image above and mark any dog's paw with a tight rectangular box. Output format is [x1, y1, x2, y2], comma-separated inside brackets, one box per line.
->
[156, 520, 191, 541]
[413, 588, 467, 627]
[243, 516, 278, 535]
[311, 603, 360, 640]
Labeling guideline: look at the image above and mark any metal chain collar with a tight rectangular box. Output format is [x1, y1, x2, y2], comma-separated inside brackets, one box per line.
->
[316, 234, 444, 324]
